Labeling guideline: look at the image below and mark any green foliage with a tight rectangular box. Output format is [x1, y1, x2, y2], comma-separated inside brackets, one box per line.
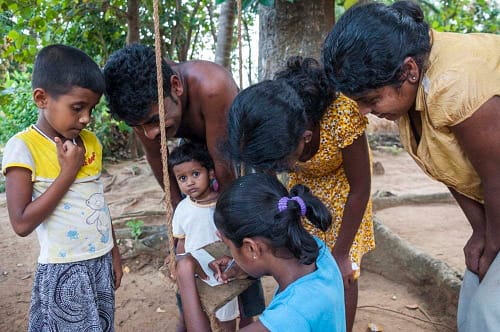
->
[0, 70, 37, 144]
[423, 0, 499, 33]
[336, 0, 499, 33]
[0, 0, 127, 73]
[126, 219, 145, 241]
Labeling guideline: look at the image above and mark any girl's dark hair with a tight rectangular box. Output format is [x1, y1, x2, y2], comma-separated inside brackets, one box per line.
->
[323, 0, 430, 96]
[214, 173, 332, 265]
[226, 56, 335, 172]
[226, 80, 307, 172]
[103, 44, 175, 126]
[168, 141, 214, 171]
[32, 44, 105, 97]
[274, 56, 336, 124]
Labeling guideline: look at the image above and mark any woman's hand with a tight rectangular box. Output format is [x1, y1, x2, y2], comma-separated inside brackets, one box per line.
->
[463, 231, 485, 275]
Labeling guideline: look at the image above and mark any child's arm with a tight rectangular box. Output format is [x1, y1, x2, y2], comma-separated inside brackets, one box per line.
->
[110, 224, 123, 289]
[176, 238, 186, 255]
[6, 138, 84, 236]
[332, 133, 371, 286]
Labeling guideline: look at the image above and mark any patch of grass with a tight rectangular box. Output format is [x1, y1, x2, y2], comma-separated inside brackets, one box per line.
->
[125, 219, 145, 240]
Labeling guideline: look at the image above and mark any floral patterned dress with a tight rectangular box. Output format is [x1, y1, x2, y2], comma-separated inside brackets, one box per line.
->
[288, 94, 375, 278]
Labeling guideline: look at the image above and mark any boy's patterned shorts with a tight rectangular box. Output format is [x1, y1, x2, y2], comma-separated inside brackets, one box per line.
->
[28, 252, 115, 332]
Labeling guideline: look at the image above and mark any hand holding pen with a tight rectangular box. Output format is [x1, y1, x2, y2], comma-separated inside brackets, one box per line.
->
[209, 256, 247, 283]
[223, 258, 236, 274]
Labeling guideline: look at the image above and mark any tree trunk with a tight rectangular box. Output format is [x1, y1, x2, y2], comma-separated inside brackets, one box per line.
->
[126, 0, 140, 45]
[258, 0, 334, 81]
[214, 0, 236, 72]
[125, 0, 142, 158]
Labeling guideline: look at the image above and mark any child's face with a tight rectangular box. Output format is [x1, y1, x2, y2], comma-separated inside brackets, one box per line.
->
[172, 160, 213, 201]
[34, 86, 101, 140]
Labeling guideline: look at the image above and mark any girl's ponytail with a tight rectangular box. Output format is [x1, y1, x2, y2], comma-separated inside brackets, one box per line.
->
[289, 184, 331, 232]
[276, 184, 332, 265]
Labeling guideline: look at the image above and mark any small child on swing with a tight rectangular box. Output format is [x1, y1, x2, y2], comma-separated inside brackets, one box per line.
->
[168, 141, 239, 332]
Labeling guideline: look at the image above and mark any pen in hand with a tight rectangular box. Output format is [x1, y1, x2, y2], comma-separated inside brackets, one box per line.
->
[223, 258, 236, 274]
[217, 258, 235, 282]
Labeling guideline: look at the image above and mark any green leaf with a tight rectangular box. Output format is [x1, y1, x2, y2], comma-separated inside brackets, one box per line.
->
[344, 0, 357, 10]
[7, 30, 20, 41]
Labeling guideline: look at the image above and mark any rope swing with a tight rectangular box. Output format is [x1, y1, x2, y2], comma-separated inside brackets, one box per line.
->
[151, 0, 253, 331]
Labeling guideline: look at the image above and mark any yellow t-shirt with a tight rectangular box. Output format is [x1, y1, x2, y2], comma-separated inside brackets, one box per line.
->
[2, 127, 113, 263]
[398, 30, 500, 203]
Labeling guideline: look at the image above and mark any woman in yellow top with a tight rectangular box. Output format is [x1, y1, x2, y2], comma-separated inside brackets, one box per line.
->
[226, 57, 375, 331]
[323, 1, 500, 331]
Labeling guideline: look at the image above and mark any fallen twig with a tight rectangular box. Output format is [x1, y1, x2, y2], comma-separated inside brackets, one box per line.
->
[112, 210, 166, 222]
[358, 305, 454, 331]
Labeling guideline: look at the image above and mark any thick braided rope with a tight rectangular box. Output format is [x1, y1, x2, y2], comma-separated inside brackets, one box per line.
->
[152, 0, 176, 285]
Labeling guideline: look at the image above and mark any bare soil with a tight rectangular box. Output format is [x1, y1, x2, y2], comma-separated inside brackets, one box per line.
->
[0, 147, 465, 332]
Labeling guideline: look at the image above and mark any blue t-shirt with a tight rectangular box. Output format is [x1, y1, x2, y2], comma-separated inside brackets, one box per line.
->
[259, 238, 346, 332]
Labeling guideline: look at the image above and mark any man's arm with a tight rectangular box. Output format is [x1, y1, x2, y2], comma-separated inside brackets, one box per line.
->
[450, 96, 500, 280]
[199, 67, 238, 191]
[133, 127, 183, 208]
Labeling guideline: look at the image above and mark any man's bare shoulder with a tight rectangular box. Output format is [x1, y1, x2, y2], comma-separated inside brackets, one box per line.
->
[181, 60, 238, 93]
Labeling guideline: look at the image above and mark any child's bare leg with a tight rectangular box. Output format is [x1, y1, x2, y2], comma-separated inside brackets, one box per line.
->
[176, 257, 211, 332]
[219, 319, 237, 332]
[175, 311, 186, 332]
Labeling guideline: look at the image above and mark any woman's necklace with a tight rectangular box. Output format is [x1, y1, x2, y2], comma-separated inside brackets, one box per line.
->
[32, 124, 77, 145]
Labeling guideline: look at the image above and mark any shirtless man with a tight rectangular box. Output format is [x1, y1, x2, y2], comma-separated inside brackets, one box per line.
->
[103, 44, 236, 208]
[103, 44, 264, 329]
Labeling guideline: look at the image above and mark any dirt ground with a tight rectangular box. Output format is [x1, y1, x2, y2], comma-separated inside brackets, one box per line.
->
[0, 145, 466, 332]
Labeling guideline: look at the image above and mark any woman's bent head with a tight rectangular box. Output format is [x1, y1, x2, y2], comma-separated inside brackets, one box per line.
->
[323, 0, 430, 97]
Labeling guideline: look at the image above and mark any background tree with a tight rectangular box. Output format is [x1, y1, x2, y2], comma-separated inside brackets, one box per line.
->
[258, 0, 334, 80]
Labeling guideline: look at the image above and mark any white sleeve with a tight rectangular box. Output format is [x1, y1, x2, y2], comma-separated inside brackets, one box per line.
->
[172, 203, 186, 238]
[1, 136, 35, 176]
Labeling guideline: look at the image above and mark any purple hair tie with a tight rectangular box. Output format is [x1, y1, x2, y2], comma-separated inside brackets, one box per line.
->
[277, 196, 307, 216]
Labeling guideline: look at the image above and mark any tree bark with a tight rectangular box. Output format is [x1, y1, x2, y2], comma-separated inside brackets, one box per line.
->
[258, 0, 334, 81]
[125, 0, 142, 158]
[126, 0, 140, 45]
[214, 0, 237, 72]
